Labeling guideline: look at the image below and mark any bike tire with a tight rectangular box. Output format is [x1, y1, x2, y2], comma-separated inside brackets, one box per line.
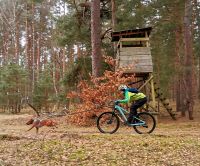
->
[97, 112, 120, 134]
[133, 112, 156, 134]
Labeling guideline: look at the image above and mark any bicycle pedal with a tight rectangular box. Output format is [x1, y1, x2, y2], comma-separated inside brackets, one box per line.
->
[107, 121, 112, 124]
[143, 125, 148, 128]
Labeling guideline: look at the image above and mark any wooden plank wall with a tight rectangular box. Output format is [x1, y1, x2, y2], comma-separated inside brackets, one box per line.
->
[117, 47, 153, 73]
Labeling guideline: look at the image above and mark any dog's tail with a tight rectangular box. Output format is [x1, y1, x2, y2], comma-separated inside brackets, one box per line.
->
[27, 103, 40, 117]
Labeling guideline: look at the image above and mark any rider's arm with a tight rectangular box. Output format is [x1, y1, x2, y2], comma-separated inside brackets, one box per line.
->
[117, 90, 129, 104]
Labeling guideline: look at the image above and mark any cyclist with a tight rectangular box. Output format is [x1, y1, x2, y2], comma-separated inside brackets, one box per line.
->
[116, 85, 147, 124]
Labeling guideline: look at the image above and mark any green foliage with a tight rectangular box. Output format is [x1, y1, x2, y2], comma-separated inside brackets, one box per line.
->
[28, 0, 45, 3]
[32, 65, 54, 109]
[115, 0, 152, 30]
[62, 56, 92, 91]
[55, 13, 90, 47]
[0, 63, 28, 107]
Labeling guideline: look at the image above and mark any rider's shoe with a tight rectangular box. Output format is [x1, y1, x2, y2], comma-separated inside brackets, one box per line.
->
[134, 119, 140, 124]
[127, 117, 133, 124]
[126, 120, 135, 125]
[127, 119, 141, 125]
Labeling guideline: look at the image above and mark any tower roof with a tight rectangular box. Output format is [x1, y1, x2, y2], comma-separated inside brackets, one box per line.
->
[111, 27, 152, 42]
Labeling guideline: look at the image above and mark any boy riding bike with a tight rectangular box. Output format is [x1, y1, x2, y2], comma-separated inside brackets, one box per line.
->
[116, 85, 147, 124]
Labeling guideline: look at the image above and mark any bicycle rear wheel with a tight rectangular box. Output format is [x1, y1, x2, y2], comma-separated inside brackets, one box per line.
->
[133, 112, 156, 134]
[97, 112, 120, 134]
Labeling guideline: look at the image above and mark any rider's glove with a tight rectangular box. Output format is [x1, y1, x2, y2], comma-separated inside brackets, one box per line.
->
[115, 100, 120, 105]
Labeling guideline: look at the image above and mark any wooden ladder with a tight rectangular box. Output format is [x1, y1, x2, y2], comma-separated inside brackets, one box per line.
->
[154, 83, 176, 120]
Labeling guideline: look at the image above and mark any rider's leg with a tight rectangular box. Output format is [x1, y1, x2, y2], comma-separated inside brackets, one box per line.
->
[127, 97, 147, 123]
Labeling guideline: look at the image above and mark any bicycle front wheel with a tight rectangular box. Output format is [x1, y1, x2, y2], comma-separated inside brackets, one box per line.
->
[97, 112, 120, 134]
[133, 112, 156, 134]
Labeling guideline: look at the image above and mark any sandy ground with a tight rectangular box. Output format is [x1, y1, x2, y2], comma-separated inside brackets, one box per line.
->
[0, 112, 200, 166]
[0, 112, 199, 138]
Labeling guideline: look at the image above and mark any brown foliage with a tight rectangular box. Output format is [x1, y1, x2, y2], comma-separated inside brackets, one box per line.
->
[67, 56, 135, 125]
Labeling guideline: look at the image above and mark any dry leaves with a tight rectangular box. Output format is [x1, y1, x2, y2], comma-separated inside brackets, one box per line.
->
[67, 56, 135, 125]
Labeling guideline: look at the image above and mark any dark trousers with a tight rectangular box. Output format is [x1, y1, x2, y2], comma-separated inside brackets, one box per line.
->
[128, 97, 147, 123]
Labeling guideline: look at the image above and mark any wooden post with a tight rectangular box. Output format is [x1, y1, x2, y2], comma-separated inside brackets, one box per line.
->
[138, 75, 153, 90]
[145, 31, 149, 47]
[150, 74, 157, 121]
[150, 75, 156, 108]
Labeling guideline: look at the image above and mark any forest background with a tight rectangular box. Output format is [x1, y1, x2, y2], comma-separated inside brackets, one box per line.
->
[0, 0, 199, 121]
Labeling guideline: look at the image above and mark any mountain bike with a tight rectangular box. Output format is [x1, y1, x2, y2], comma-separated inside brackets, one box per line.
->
[97, 101, 156, 134]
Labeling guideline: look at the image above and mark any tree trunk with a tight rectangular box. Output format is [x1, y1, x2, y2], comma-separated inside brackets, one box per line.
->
[198, 56, 200, 99]
[111, 0, 116, 29]
[175, 29, 182, 112]
[52, 52, 58, 98]
[77, 43, 81, 58]
[111, 0, 117, 54]
[193, 0, 200, 99]
[62, 48, 66, 79]
[2, 27, 9, 64]
[25, 3, 31, 70]
[91, 0, 102, 77]
[184, 0, 194, 120]
[14, 8, 20, 64]
[36, 34, 41, 82]
[31, 2, 35, 93]
[68, 45, 74, 64]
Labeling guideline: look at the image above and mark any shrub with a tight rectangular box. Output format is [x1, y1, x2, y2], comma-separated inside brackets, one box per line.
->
[67, 56, 135, 125]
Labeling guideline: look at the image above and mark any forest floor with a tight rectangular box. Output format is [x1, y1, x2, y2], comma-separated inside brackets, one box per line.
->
[0, 110, 200, 166]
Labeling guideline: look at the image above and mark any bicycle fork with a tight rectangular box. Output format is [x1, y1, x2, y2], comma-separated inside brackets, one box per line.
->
[107, 112, 117, 124]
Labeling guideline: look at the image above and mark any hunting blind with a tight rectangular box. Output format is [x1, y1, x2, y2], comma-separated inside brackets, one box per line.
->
[112, 27, 153, 74]
[111, 27, 176, 119]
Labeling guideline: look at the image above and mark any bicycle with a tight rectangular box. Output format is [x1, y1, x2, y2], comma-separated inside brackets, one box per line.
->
[97, 101, 156, 134]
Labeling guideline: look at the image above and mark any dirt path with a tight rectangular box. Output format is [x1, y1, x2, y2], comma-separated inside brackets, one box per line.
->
[0, 113, 200, 166]
[0, 112, 200, 139]
[0, 114, 31, 134]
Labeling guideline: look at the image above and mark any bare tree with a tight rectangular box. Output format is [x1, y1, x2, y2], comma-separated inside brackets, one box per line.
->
[0, 0, 22, 64]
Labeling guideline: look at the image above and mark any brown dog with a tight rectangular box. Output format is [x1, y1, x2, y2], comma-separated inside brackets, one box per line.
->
[26, 117, 57, 134]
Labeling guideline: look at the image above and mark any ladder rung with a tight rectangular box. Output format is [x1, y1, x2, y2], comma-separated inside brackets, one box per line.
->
[153, 81, 176, 120]
[164, 103, 169, 106]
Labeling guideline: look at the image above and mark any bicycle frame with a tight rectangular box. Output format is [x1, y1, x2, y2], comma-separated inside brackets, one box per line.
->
[114, 104, 146, 126]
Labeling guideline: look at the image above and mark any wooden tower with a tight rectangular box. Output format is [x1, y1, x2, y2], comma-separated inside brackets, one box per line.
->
[111, 27, 176, 119]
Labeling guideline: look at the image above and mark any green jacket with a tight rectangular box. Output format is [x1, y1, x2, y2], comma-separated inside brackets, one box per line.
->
[117, 89, 146, 104]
